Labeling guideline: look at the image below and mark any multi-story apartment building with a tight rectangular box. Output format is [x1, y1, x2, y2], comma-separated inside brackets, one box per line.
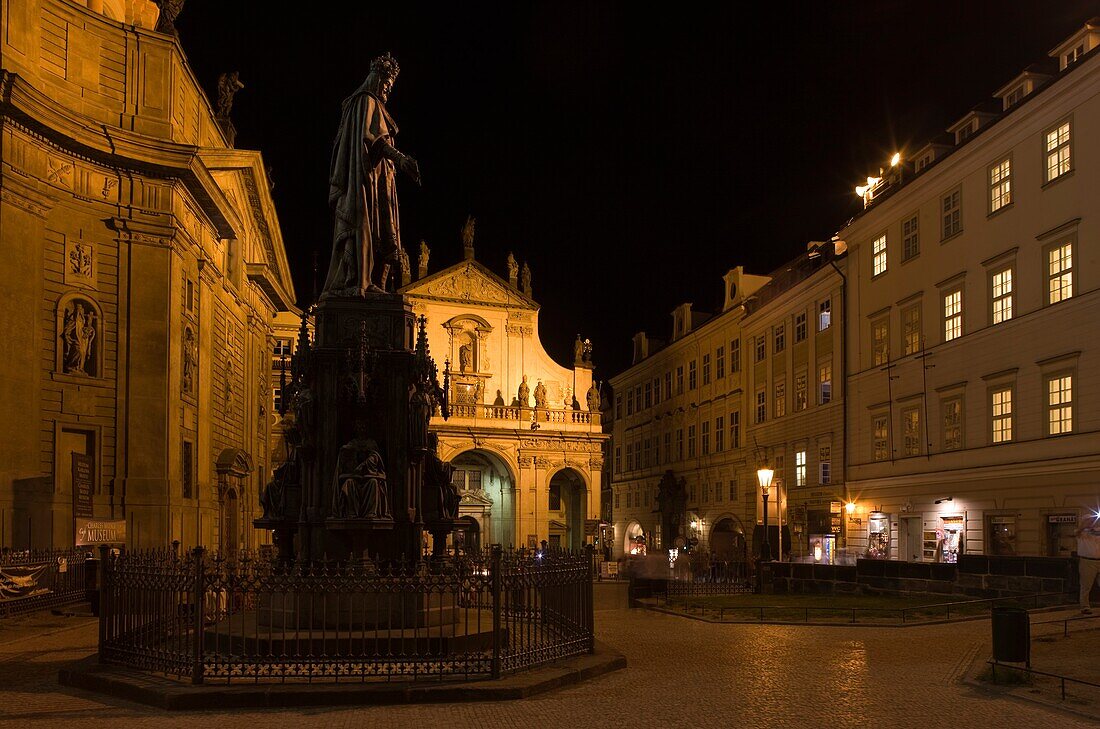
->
[843, 18, 1100, 561]
[741, 251, 846, 562]
[0, 0, 296, 552]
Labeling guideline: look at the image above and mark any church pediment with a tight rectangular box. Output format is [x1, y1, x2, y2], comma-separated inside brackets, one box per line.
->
[402, 261, 536, 309]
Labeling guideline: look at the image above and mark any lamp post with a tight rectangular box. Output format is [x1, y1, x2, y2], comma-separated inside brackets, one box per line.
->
[756, 465, 774, 593]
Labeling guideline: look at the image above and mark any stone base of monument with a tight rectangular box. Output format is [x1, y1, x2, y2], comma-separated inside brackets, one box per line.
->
[256, 590, 461, 630]
[207, 609, 501, 656]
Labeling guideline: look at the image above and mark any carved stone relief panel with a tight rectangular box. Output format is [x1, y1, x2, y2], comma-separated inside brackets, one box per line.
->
[64, 239, 96, 289]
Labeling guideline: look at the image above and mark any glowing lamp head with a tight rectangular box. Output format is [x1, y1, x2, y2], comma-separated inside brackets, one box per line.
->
[845, 501, 856, 515]
[890, 152, 901, 167]
[756, 467, 774, 495]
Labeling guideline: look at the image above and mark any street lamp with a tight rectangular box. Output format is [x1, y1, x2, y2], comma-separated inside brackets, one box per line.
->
[757, 465, 774, 562]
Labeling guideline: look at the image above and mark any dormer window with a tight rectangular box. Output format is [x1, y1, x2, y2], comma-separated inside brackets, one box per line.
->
[1004, 86, 1024, 109]
[957, 122, 975, 143]
[1066, 43, 1086, 67]
[917, 155, 932, 172]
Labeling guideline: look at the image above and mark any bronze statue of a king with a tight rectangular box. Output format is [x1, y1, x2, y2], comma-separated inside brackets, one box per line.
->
[323, 52, 421, 296]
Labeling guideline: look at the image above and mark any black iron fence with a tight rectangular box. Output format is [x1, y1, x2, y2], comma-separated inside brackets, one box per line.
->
[0, 548, 93, 617]
[99, 545, 594, 684]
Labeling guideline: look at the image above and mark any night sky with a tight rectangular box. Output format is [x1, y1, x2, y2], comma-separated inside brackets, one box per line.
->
[176, 1, 1096, 379]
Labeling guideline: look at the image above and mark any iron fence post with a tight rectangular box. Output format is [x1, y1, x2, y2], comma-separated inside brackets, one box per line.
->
[97, 545, 109, 658]
[585, 544, 595, 653]
[490, 543, 502, 679]
[191, 546, 205, 685]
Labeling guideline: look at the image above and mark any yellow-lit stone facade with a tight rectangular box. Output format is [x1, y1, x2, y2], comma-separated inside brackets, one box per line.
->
[401, 257, 606, 551]
[0, 0, 296, 550]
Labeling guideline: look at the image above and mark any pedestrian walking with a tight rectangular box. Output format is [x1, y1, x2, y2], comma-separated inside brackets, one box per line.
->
[1076, 515, 1100, 614]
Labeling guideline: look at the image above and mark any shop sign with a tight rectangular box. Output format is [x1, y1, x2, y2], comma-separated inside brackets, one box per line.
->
[75, 518, 126, 545]
[584, 519, 599, 536]
[1048, 515, 1077, 523]
[72, 453, 94, 519]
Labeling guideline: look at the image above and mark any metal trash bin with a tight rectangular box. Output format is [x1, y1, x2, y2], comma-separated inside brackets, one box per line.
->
[991, 606, 1030, 664]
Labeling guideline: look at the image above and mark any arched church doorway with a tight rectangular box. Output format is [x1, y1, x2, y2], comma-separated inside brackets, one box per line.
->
[710, 516, 747, 563]
[447, 449, 516, 549]
[547, 468, 586, 551]
[455, 516, 480, 553]
[215, 448, 252, 559]
[624, 521, 646, 556]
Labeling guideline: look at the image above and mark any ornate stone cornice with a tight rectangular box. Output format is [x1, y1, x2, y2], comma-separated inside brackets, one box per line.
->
[0, 182, 54, 218]
[107, 216, 175, 249]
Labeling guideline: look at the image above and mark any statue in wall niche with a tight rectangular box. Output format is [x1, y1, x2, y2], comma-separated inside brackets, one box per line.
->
[459, 342, 473, 373]
[422, 433, 460, 522]
[517, 375, 530, 407]
[62, 301, 97, 376]
[506, 252, 518, 284]
[586, 380, 601, 412]
[331, 423, 391, 520]
[181, 328, 197, 394]
[322, 53, 420, 297]
[533, 380, 547, 409]
[216, 72, 245, 120]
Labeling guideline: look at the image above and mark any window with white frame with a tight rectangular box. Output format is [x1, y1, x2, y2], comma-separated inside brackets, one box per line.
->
[943, 397, 963, 450]
[943, 288, 963, 342]
[755, 336, 765, 362]
[774, 381, 786, 418]
[942, 188, 962, 239]
[989, 157, 1011, 213]
[701, 421, 710, 455]
[872, 233, 887, 276]
[755, 387, 766, 424]
[615, 446, 621, 473]
[872, 414, 889, 461]
[687, 424, 696, 457]
[795, 311, 807, 342]
[819, 445, 831, 484]
[653, 377, 661, 406]
[689, 360, 697, 390]
[819, 299, 831, 330]
[819, 362, 832, 404]
[1047, 374, 1073, 435]
[1045, 121, 1071, 183]
[676, 429, 684, 460]
[731, 339, 741, 373]
[715, 416, 724, 452]
[795, 450, 806, 487]
[991, 268, 1013, 324]
[729, 478, 738, 502]
[644, 382, 652, 409]
[663, 432, 671, 464]
[664, 372, 672, 400]
[872, 317, 889, 366]
[902, 407, 921, 457]
[1005, 86, 1024, 108]
[1047, 241, 1074, 304]
[273, 338, 293, 356]
[774, 324, 785, 354]
[716, 346, 725, 379]
[902, 214, 919, 262]
[795, 371, 808, 411]
[730, 411, 740, 448]
[702, 354, 711, 385]
[272, 385, 283, 415]
[991, 387, 1013, 443]
[676, 366, 684, 394]
[1065, 44, 1085, 67]
[902, 303, 922, 355]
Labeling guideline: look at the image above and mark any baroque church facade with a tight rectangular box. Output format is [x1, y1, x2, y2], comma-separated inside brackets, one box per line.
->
[0, 0, 296, 551]
[400, 247, 607, 551]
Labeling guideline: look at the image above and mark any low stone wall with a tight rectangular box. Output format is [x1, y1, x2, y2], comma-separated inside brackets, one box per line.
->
[770, 555, 1077, 600]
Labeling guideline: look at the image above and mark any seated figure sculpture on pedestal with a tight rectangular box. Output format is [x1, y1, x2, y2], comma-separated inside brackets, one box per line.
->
[422, 433, 460, 522]
[331, 422, 392, 521]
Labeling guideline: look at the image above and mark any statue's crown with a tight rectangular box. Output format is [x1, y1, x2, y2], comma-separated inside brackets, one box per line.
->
[370, 53, 400, 79]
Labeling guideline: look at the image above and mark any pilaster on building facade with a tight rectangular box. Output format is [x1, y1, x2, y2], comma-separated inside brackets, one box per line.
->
[609, 259, 845, 562]
[399, 250, 607, 552]
[842, 17, 1100, 561]
[0, 0, 297, 551]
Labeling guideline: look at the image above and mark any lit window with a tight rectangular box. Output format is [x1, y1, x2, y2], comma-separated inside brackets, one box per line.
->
[992, 387, 1013, 443]
[989, 158, 1011, 213]
[902, 214, 919, 262]
[872, 415, 889, 461]
[795, 372, 808, 411]
[872, 233, 887, 276]
[756, 387, 767, 424]
[1047, 375, 1073, 435]
[872, 318, 889, 366]
[943, 289, 962, 342]
[774, 325, 785, 354]
[942, 188, 962, 239]
[819, 445, 831, 484]
[795, 450, 806, 487]
[818, 362, 832, 404]
[902, 304, 922, 355]
[1045, 121, 1071, 183]
[903, 408, 921, 457]
[1047, 242, 1073, 304]
[991, 268, 1013, 324]
[943, 398, 963, 450]
[774, 381, 786, 418]
[795, 312, 807, 342]
[819, 299, 831, 330]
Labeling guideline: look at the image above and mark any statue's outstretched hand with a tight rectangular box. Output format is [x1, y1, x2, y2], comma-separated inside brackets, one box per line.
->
[400, 155, 421, 185]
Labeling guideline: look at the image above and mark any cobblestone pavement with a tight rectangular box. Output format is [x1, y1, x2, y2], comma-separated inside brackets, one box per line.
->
[0, 607, 1095, 728]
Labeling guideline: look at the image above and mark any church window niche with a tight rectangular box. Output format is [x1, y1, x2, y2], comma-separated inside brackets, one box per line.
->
[444, 315, 493, 406]
[56, 294, 103, 377]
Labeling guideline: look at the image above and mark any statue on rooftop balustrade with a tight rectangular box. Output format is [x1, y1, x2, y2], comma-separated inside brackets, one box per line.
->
[323, 52, 420, 297]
